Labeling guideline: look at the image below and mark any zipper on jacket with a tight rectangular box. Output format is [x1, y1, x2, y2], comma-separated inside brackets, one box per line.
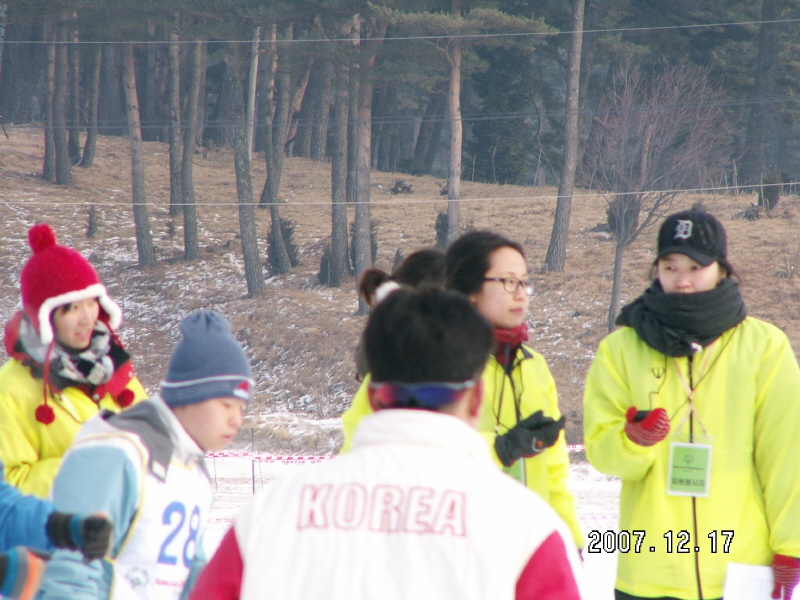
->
[687, 353, 704, 600]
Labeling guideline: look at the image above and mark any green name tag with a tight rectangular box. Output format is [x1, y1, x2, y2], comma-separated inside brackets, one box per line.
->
[667, 443, 712, 497]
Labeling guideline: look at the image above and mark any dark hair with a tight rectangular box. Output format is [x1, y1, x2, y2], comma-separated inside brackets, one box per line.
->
[445, 231, 525, 296]
[393, 248, 445, 288]
[358, 248, 445, 308]
[364, 288, 493, 385]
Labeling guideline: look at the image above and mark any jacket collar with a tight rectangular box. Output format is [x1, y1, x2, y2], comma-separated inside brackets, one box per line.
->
[149, 394, 207, 466]
[351, 408, 492, 463]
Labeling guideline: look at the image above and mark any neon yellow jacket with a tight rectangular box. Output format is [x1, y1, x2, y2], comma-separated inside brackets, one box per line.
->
[0, 359, 147, 498]
[340, 345, 583, 547]
[584, 317, 800, 599]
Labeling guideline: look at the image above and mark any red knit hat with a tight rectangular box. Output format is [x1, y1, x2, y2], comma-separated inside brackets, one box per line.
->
[20, 224, 121, 344]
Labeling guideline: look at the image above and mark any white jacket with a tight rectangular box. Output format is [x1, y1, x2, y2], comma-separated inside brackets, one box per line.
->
[192, 409, 584, 600]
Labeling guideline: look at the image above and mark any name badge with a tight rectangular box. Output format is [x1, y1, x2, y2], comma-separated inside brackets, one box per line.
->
[667, 442, 712, 497]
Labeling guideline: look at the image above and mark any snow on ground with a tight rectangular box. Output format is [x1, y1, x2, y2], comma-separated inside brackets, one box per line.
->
[202, 454, 621, 599]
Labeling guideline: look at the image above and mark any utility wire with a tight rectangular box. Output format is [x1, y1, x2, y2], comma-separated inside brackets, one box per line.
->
[0, 183, 784, 209]
[3, 16, 800, 44]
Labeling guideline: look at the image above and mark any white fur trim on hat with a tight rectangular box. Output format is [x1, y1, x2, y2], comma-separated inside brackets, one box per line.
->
[37, 283, 122, 345]
[374, 281, 402, 304]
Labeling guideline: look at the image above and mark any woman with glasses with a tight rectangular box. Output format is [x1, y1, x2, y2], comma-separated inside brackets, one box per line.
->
[340, 231, 582, 550]
[444, 231, 582, 549]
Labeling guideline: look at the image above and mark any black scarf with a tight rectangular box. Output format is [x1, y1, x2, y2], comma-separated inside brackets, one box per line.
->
[615, 278, 747, 357]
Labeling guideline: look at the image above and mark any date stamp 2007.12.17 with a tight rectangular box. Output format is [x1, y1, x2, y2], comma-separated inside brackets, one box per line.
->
[586, 530, 734, 554]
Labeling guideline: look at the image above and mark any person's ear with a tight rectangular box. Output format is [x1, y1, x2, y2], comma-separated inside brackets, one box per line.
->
[367, 385, 381, 411]
[467, 378, 483, 418]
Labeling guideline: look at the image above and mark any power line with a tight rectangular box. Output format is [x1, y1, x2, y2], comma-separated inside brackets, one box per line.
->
[0, 183, 784, 209]
[3, 16, 800, 45]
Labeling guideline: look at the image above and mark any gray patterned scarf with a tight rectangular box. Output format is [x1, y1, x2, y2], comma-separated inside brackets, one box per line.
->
[19, 315, 116, 388]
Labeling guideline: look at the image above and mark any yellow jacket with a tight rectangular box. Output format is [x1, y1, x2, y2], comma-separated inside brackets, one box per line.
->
[0, 358, 147, 498]
[584, 317, 800, 599]
[340, 345, 583, 547]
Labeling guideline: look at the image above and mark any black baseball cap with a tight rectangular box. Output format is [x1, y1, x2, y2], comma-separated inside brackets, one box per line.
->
[657, 210, 727, 267]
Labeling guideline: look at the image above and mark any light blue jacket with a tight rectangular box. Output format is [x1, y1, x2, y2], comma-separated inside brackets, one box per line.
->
[37, 396, 209, 600]
[0, 462, 53, 552]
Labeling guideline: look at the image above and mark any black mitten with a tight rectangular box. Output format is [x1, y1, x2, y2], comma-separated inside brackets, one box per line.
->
[46, 511, 113, 560]
[494, 410, 566, 467]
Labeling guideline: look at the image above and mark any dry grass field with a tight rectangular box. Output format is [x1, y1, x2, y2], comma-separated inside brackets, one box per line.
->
[2, 127, 799, 453]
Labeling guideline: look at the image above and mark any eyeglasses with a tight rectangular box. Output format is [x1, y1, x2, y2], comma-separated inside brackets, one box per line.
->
[369, 380, 475, 409]
[483, 277, 534, 295]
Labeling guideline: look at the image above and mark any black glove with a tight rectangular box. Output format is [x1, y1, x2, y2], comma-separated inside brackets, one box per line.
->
[494, 410, 566, 467]
[0, 546, 47, 600]
[46, 511, 113, 560]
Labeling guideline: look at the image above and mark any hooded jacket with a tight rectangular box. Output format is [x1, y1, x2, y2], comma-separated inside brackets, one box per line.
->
[340, 344, 583, 548]
[584, 317, 800, 599]
[37, 395, 212, 600]
[0, 312, 146, 498]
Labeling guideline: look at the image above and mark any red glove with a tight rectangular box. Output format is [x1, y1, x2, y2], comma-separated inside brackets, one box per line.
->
[624, 407, 670, 447]
[772, 554, 800, 599]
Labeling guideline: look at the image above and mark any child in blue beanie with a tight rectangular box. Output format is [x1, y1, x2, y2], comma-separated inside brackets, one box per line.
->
[38, 310, 253, 600]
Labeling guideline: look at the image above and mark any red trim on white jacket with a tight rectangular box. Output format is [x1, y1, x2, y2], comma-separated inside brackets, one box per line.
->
[191, 527, 243, 600]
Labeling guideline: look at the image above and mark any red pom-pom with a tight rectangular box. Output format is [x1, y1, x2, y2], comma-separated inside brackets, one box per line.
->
[116, 389, 135, 408]
[28, 223, 57, 254]
[35, 403, 55, 425]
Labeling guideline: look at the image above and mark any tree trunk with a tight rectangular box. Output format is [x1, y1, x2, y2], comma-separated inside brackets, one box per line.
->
[0, 14, 42, 123]
[354, 19, 386, 313]
[346, 54, 359, 206]
[67, 24, 81, 165]
[373, 83, 391, 171]
[414, 92, 444, 172]
[122, 42, 156, 267]
[284, 55, 314, 157]
[194, 43, 207, 147]
[375, 84, 408, 173]
[258, 23, 292, 274]
[739, 0, 780, 186]
[311, 58, 333, 162]
[228, 43, 265, 297]
[346, 14, 361, 211]
[53, 20, 72, 185]
[446, 38, 462, 243]
[143, 22, 159, 142]
[354, 69, 373, 313]
[245, 26, 260, 162]
[293, 61, 318, 159]
[167, 17, 183, 216]
[329, 59, 350, 287]
[42, 22, 56, 182]
[545, 0, 584, 272]
[425, 95, 446, 174]
[0, 5, 7, 84]
[254, 25, 275, 154]
[181, 41, 203, 260]
[206, 59, 234, 148]
[80, 43, 101, 167]
[98, 45, 124, 135]
[607, 240, 625, 332]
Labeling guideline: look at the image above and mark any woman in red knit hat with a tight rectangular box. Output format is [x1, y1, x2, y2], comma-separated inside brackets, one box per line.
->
[0, 224, 146, 498]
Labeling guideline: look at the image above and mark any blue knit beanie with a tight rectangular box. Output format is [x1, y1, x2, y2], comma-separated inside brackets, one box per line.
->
[160, 310, 253, 407]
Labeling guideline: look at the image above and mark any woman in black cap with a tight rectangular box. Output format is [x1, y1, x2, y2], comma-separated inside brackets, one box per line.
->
[583, 209, 800, 600]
